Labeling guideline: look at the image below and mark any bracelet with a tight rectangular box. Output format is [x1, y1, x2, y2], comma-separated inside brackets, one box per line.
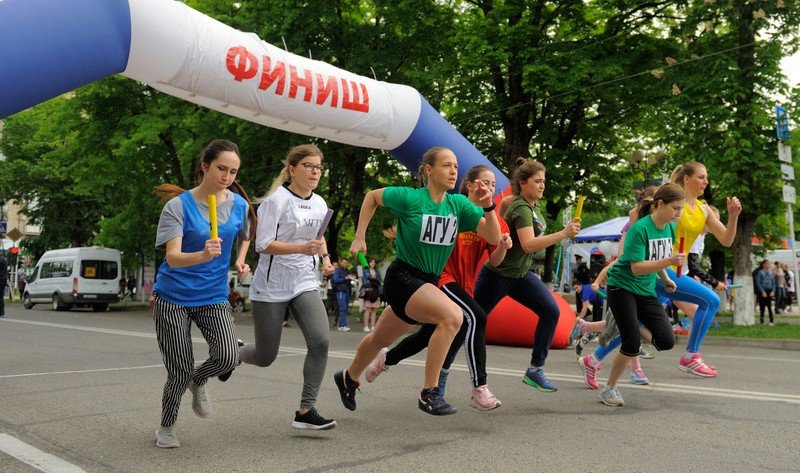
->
[321, 253, 330, 259]
[483, 202, 496, 212]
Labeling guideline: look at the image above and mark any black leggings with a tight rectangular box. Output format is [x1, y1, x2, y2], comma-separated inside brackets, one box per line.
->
[606, 286, 675, 357]
[384, 282, 488, 387]
[758, 291, 774, 323]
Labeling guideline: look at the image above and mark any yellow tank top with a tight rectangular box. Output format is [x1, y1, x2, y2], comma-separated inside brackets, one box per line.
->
[674, 198, 707, 254]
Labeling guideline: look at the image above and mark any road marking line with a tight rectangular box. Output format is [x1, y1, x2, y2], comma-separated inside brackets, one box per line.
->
[0, 433, 86, 472]
[5, 319, 800, 405]
[0, 365, 165, 379]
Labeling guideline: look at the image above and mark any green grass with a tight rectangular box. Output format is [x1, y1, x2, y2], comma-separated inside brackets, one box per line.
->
[706, 322, 800, 340]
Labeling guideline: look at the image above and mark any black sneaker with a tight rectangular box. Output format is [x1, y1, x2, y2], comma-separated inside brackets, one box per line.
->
[218, 339, 245, 382]
[418, 387, 457, 416]
[291, 409, 336, 430]
[333, 370, 359, 411]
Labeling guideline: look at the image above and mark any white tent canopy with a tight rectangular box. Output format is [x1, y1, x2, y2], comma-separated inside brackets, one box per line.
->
[557, 216, 629, 290]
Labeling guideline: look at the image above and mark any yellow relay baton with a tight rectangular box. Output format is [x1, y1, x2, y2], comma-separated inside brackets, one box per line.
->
[574, 195, 586, 220]
[208, 194, 218, 239]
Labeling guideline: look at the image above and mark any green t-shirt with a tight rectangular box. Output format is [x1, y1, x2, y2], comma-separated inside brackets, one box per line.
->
[382, 186, 484, 276]
[607, 215, 676, 297]
[487, 196, 546, 279]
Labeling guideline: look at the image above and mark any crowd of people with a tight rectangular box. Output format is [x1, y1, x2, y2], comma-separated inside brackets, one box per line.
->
[143, 139, 756, 448]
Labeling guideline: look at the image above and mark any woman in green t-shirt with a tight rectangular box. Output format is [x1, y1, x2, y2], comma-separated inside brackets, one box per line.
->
[598, 183, 686, 407]
[333, 147, 501, 416]
[473, 157, 581, 393]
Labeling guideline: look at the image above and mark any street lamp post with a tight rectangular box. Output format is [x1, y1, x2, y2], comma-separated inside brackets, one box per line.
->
[627, 149, 665, 190]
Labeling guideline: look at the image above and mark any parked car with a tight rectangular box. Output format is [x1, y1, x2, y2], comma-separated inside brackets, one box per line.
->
[24, 247, 122, 312]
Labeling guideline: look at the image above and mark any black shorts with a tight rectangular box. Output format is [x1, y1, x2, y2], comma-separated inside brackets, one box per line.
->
[383, 259, 439, 325]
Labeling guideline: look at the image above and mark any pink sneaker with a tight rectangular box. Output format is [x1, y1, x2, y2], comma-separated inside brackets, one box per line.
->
[365, 347, 389, 382]
[578, 356, 601, 390]
[469, 385, 502, 411]
[678, 353, 717, 378]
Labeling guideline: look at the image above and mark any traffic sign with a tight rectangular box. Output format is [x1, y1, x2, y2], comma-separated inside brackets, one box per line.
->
[776, 105, 791, 141]
[783, 185, 796, 204]
[781, 164, 795, 182]
[779, 142, 793, 163]
[7, 227, 21, 241]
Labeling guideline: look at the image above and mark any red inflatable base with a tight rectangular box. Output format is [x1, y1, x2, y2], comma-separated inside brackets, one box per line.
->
[485, 290, 576, 349]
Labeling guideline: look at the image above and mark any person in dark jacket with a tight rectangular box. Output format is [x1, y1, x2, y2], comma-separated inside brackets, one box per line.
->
[755, 260, 776, 325]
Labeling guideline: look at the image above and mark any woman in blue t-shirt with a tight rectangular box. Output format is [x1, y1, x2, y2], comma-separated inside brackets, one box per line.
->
[151, 140, 256, 448]
[598, 183, 686, 407]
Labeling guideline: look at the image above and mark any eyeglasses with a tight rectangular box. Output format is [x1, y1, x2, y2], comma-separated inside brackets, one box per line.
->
[297, 162, 324, 172]
[479, 179, 495, 188]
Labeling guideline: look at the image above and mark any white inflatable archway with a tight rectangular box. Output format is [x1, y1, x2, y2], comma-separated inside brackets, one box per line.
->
[0, 0, 508, 190]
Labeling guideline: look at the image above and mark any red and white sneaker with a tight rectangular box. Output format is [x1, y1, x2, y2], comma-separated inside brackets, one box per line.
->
[365, 347, 389, 382]
[578, 356, 601, 390]
[469, 385, 502, 411]
[678, 353, 717, 378]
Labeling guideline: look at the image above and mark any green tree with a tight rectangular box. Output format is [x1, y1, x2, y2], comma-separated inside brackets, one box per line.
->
[650, 0, 800, 325]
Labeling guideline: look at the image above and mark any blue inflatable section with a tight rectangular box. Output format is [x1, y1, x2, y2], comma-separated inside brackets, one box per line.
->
[390, 95, 509, 194]
[0, 0, 131, 117]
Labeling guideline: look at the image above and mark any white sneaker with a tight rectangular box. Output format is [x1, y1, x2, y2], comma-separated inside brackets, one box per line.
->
[363, 326, 371, 332]
[188, 381, 212, 418]
[365, 347, 389, 382]
[469, 385, 502, 411]
[155, 425, 180, 448]
[599, 385, 624, 407]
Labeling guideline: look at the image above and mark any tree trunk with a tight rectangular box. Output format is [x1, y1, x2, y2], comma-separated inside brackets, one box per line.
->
[732, 215, 755, 325]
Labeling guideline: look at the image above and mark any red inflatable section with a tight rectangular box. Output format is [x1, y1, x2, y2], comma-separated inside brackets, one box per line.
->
[470, 187, 577, 349]
[485, 290, 577, 349]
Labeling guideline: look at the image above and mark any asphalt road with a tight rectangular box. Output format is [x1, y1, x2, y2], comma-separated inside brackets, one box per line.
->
[1, 305, 798, 472]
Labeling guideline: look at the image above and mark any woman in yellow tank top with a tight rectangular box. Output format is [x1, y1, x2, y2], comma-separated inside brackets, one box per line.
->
[655, 162, 741, 378]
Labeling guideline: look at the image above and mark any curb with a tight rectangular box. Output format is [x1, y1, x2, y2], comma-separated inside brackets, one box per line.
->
[700, 336, 800, 351]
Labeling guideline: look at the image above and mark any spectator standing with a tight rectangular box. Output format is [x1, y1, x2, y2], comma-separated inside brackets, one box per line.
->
[0, 253, 6, 316]
[333, 258, 353, 331]
[360, 258, 382, 332]
[324, 262, 338, 319]
[755, 260, 775, 325]
[127, 274, 138, 301]
[772, 262, 786, 315]
[16, 266, 27, 298]
[573, 254, 590, 314]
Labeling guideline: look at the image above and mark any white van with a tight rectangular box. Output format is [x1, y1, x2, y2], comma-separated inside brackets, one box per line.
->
[23, 247, 122, 312]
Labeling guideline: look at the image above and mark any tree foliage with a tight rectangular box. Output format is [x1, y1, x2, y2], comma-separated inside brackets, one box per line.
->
[1, 0, 799, 325]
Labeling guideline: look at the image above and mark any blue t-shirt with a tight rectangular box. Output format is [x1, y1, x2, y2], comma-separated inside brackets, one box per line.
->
[581, 284, 603, 304]
[154, 191, 248, 306]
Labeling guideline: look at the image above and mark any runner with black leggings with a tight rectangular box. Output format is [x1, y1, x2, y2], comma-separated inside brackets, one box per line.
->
[333, 147, 500, 416]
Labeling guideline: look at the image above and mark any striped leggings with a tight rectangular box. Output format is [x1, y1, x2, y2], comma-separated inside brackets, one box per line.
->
[153, 295, 239, 427]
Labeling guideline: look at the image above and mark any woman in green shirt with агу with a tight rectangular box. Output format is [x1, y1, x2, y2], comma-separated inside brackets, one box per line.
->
[334, 147, 501, 416]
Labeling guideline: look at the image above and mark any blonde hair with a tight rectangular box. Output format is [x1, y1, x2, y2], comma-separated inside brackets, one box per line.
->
[266, 144, 324, 197]
[670, 161, 705, 188]
[417, 147, 450, 187]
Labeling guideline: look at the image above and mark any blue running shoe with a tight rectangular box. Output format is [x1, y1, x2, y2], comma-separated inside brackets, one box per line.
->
[523, 367, 557, 392]
[630, 369, 650, 385]
[418, 387, 456, 415]
[437, 370, 449, 396]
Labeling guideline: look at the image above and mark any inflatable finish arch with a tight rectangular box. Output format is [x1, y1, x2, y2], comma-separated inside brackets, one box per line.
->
[0, 0, 508, 190]
[0, 0, 576, 348]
